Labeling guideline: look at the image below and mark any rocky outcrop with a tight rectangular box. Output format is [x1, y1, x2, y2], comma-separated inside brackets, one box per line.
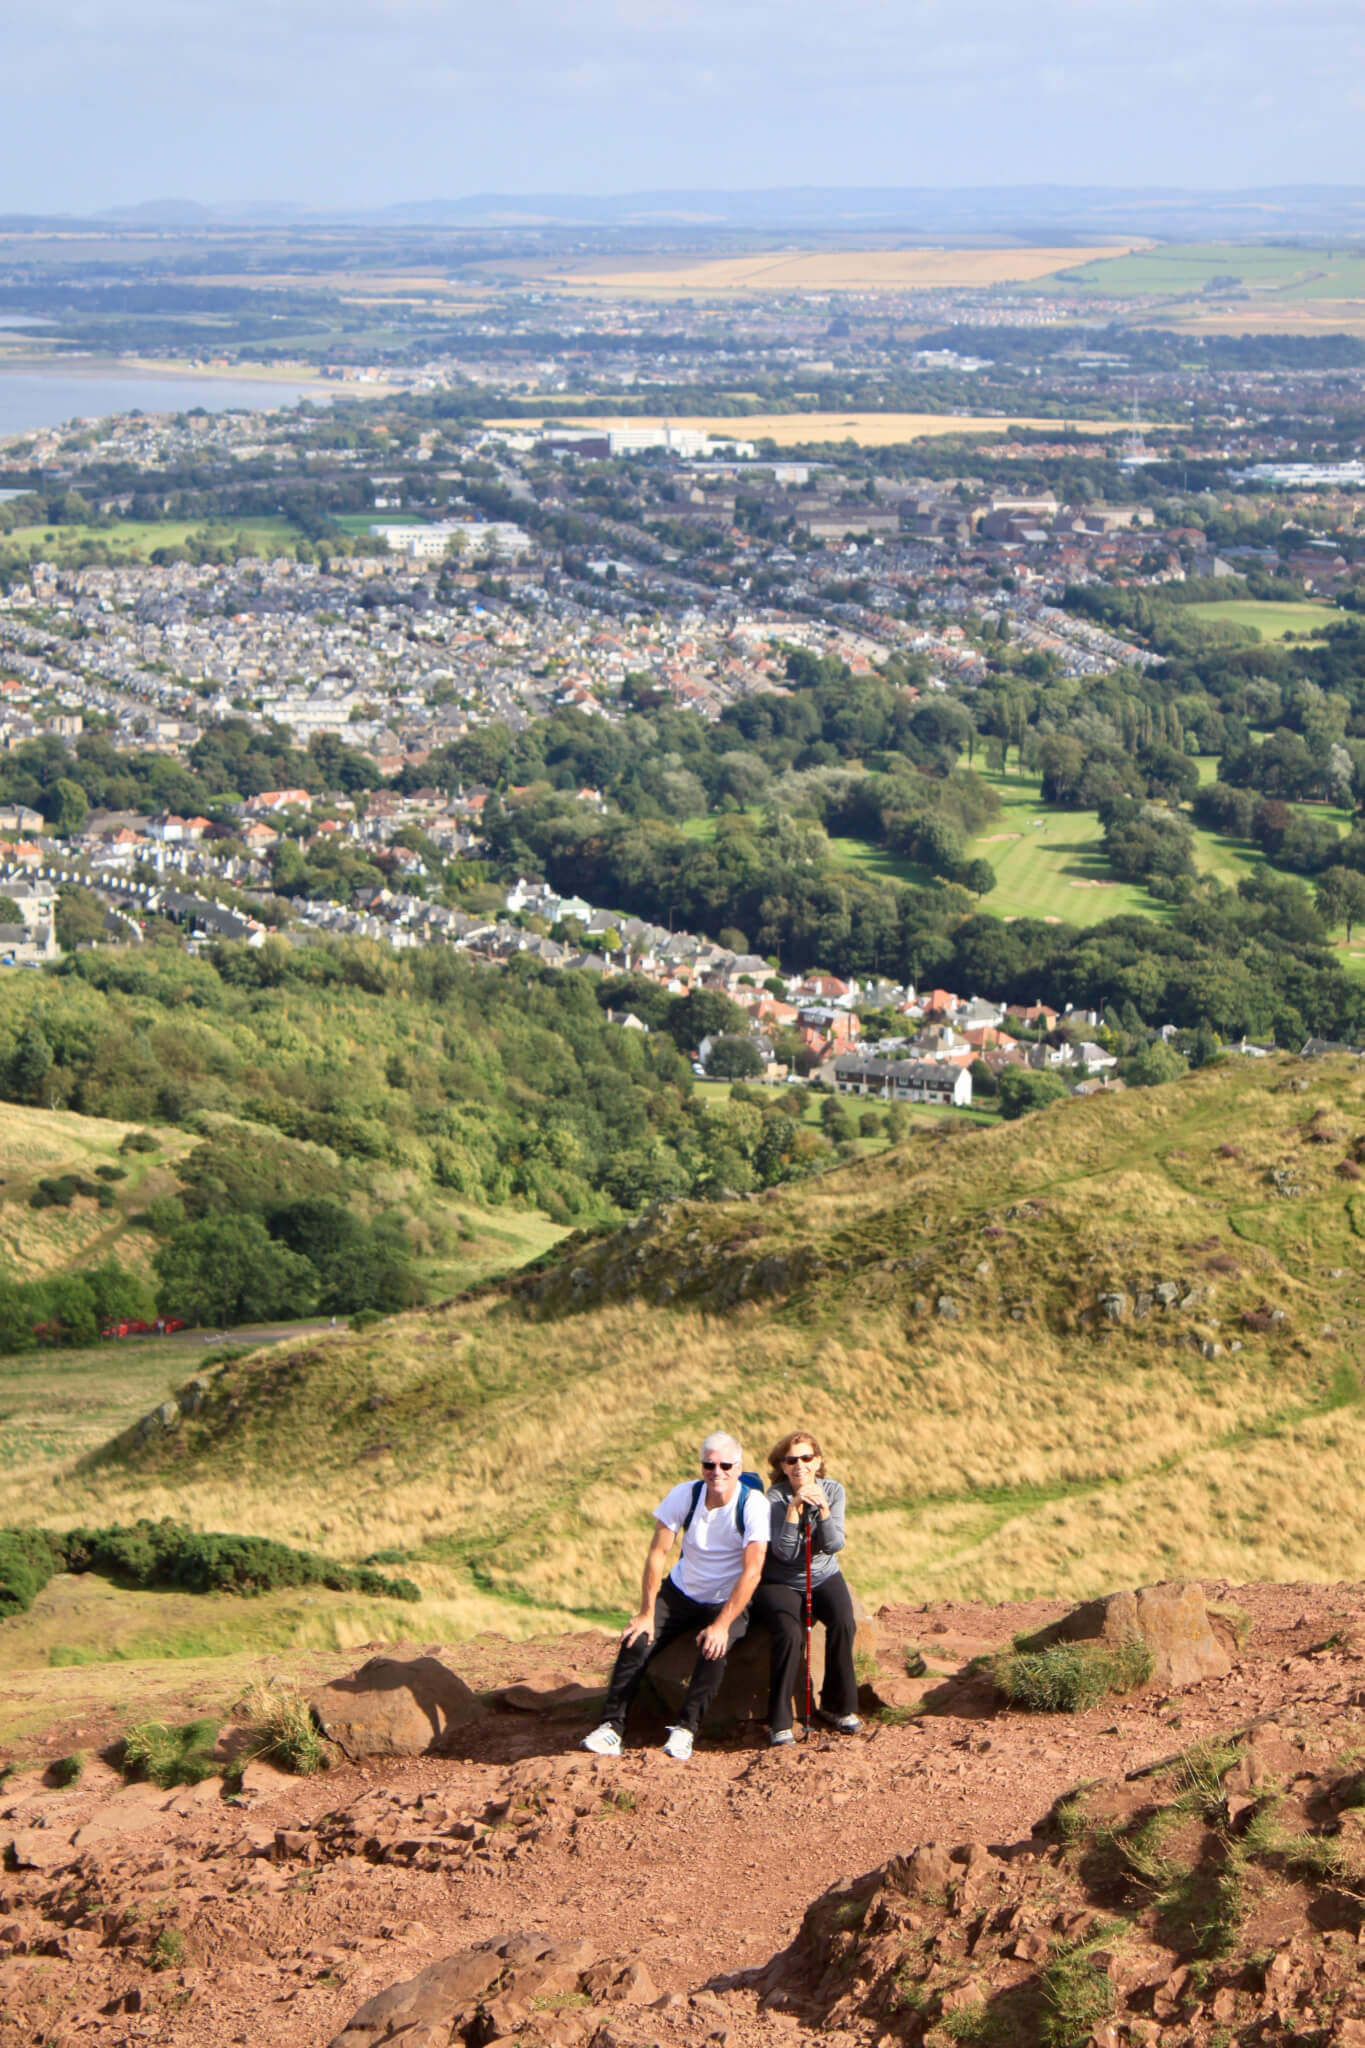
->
[641, 1591, 878, 1733]
[1012, 1581, 1233, 1689]
[310, 1654, 483, 1759]
[328, 1930, 597, 2047]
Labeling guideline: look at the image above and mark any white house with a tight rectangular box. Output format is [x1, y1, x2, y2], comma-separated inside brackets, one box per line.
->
[832, 1056, 972, 1108]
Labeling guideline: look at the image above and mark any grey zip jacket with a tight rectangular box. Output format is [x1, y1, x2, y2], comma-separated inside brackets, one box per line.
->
[761, 1477, 846, 1588]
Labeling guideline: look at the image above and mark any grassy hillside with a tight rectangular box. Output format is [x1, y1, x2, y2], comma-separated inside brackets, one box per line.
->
[0, 1097, 566, 1300]
[8, 1056, 1365, 1659]
[0, 1102, 193, 1281]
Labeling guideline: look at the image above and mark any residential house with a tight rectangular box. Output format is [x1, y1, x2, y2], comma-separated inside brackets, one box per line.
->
[832, 1055, 973, 1108]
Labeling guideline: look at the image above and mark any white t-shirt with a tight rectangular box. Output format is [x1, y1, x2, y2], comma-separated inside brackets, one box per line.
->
[654, 1479, 771, 1605]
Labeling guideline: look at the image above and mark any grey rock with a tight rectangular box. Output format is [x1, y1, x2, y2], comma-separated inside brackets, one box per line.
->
[1153, 1281, 1180, 1307]
[1098, 1290, 1128, 1323]
[935, 1295, 961, 1321]
[154, 1400, 179, 1428]
[177, 1376, 209, 1417]
[1134, 1291, 1153, 1319]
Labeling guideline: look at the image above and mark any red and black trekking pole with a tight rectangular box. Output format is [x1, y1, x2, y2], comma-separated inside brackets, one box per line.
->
[802, 1509, 814, 1739]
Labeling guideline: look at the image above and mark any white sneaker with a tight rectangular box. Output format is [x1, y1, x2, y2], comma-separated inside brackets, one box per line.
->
[829, 1713, 862, 1734]
[769, 1728, 795, 1747]
[662, 1725, 694, 1761]
[582, 1723, 623, 1756]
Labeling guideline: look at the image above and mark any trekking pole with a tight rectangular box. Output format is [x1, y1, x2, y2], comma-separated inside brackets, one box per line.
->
[802, 1510, 814, 1738]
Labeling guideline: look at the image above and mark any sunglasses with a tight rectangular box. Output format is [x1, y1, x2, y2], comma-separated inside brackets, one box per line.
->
[701, 1459, 734, 1472]
[783, 1452, 816, 1464]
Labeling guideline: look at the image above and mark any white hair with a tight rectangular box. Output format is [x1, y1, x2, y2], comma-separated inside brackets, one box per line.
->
[701, 1430, 743, 1465]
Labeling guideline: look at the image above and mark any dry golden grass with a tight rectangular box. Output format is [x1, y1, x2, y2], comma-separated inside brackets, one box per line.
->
[473, 245, 1142, 297]
[482, 412, 1131, 449]
[0, 1101, 192, 1280]
[7, 1057, 1365, 1657]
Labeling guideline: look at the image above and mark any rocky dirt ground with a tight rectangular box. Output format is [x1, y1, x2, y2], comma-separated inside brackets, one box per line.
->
[3, 1581, 1365, 2048]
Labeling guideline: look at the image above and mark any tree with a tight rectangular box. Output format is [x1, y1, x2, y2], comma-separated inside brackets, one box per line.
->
[666, 988, 748, 1052]
[703, 1035, 765, 1080]
[1317, 865, 1365, 942]
[49, 777, 89, 838]
[997, 1068, 1069, 1119]
[1125, 1040, 1187, 1088]
[54, 884, 108, 952]
[958, 858, 997, 899]
[819, 1095, 855, 1142]
[9, 1020, 53, 1105]
[155, 1214, 317, 1329]
[968, 1058, 999, 1098]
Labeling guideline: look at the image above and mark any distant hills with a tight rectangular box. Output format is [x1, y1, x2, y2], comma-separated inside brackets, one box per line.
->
[8, 186, 1365, 241]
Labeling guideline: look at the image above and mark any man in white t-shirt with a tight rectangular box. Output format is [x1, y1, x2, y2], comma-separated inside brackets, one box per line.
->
[582, 1430, 771, 1761]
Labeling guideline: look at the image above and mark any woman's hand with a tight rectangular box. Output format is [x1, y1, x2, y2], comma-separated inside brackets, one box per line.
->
[795, 1478, 829, 1515]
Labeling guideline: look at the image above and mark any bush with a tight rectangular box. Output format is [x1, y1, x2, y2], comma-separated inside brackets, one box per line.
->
[998, 1068, 1070, 1120]
[119, 1131, 160, 1154]
[94, 1164, 127, 1182]
[0, 1519, 420, 1614]
[993, 1637, 1153, 1712]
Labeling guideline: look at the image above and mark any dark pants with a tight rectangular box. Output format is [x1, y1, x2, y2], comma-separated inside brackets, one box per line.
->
[753, 1573, 858, 1732]
[601, 1576, 750, 1736]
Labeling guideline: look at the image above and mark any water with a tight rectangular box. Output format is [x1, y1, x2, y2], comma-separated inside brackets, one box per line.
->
[0, 366, 337, 439]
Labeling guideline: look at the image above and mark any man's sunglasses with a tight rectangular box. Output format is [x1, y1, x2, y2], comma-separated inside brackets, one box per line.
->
[701, 1459, 734, 1471]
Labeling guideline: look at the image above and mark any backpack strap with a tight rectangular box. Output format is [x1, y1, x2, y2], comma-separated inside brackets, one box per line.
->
[683, 1473, 765, 1536]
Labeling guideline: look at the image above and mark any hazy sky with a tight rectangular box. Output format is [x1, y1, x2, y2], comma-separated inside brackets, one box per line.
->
[10, 0, 1365, 213]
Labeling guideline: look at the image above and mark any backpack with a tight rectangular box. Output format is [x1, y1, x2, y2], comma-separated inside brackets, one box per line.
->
[683, 1471, 765, 1536]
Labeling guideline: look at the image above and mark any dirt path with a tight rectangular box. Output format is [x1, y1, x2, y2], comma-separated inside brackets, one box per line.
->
[1, 1580, 1360, 2048]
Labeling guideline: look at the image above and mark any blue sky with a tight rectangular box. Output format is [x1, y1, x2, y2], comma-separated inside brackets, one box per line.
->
[10, 0, 1365, 214]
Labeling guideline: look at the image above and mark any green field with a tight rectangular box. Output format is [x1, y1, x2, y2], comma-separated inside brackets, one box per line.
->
[1184, 598, 1336, 642]
[3, 515, 301, 559]
[968, 771, 1166, 923]
[1054, 242, 1365, 300]
[330, 512, 429, 534]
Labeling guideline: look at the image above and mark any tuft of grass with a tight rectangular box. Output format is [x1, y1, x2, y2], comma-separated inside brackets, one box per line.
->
[994, 1636, 1153, 1713]
[1207, 1602, 1254, 1649]
[1037, 1925, 1125, 2048]
[121, 1716, 221, 1789]
[47, 1750, 84, 1787]
[240, 1679, 331, 1776]
[904, 1645, 928, 1677]
[1169, 1736, 1244, 1816]
[1242, 1804, 1349, 1881]
[149, 1926, 188, 1971]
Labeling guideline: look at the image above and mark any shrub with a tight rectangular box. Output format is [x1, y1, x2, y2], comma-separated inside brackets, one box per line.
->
[0, 1519, 420, 1614]
[993, 1637, 1154, 1712]
[94, 1164, 127, 1182]
[119, 1131, 160, 1154]
[48, 1751, 84, 1786]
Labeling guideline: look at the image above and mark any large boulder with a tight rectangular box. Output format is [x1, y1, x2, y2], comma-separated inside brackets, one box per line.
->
[1013, 1581, 1232, 1689]
[329, 1931, 598, 2048]
[642, 1587, 878, 1734]
[310, 1655, 483, 1760]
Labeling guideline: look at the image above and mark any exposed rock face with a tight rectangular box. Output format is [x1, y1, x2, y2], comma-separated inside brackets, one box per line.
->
[642, 1590, 878, 1733]
[328, 1931, 597, 2047]
[310, 1655, 483, 1759]
[1014, 1581, 1232, 1689]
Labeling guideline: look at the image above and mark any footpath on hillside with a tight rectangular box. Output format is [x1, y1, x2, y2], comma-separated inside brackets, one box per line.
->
[3, 1581, 1365, 2048]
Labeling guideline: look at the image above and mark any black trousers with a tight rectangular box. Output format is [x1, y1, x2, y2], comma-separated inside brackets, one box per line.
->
[752, 1573, 858, 1732]
[601, 1576, 750, 1735]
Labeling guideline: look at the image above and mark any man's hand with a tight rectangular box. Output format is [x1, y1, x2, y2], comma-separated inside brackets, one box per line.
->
[696, 1620, 730, 1661]
[621, 1609, 655, 1648]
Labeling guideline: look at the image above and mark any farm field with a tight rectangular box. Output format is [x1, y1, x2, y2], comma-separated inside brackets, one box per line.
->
[475, 244, 1142, 297]
[483, 411, 1130, 449]
[1184, 597, 1336, 640]
[1052, 241, 1365, 300]
[3, 514, 301, 559]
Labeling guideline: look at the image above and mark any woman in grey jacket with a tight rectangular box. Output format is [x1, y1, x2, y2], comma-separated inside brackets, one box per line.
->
[753, 1426, 861, 1746]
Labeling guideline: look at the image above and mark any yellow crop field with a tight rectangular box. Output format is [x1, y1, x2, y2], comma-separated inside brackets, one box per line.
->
[484, 410, 1131, 448]
[474, 244, 1141, 297]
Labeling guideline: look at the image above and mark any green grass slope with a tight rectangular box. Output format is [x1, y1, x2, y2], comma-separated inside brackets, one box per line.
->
[16, 1056, 1365, 1635]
